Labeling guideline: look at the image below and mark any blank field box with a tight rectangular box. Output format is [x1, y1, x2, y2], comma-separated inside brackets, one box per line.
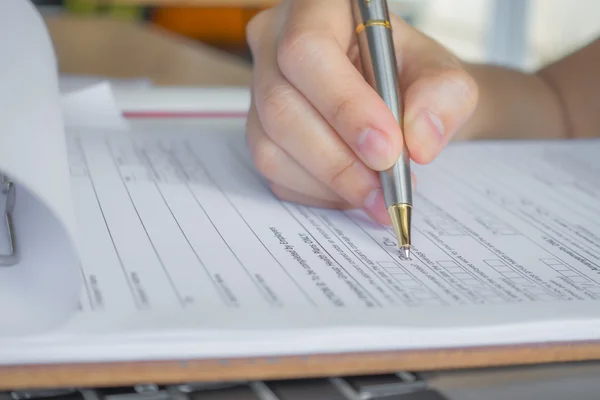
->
[569, 276, 589, 284]
[484, 259, 506, 268]
[378, 261, 400, 270]
[540, 258, 561, 265]
[512, 277, 530, 284]
[463, 279, 483, 286]
[437, 261, 459, 268]
[494, 266, 513, 273]
[541, 259, 569, 270]
[446, 267, 464, 274]
[444, 229, 465, 236]
[561, 271, 580, 278]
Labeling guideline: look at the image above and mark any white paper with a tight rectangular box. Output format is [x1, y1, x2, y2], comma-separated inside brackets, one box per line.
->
[1, 121, 599, 364]
[112, 86, 250, 114]
[0, 0, 80, 335]
[61, 82, 130, 131]
[58, 73, 151, 95]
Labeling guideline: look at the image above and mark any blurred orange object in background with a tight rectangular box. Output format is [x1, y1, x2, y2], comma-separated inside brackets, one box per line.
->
[151, 7, 265, 54]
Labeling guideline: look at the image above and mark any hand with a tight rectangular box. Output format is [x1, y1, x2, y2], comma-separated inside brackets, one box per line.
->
[245, 0, 478, 224]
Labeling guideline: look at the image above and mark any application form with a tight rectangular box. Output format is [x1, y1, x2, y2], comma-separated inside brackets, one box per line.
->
[64, 129, 600, 324]
[3, 126, 599, 364]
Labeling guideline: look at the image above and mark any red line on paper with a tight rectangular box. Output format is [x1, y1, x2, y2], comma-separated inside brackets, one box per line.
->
[123, 111, 248, 119]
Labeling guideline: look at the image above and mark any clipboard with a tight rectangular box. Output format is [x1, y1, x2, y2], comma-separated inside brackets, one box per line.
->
[2, 88, 600, 391]
[0, 174, 18, 267]
[2, 340, 600, 390]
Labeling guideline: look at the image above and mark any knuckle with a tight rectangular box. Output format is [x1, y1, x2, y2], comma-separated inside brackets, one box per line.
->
[325, 157, 358, 193]
[277, 25, 319, 70]
[260, 82, 295, 129]
[331, 96, 357, 125]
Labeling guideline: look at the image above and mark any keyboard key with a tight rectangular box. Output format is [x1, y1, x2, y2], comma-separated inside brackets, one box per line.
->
[342, 373, 427, 398]
[381, 390, 448, 400]
[266, 379, 346, 400]
[190, 385, 259, 400]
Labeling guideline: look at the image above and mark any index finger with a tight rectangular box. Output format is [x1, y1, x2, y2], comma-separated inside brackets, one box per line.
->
[276, 0, 404, 173]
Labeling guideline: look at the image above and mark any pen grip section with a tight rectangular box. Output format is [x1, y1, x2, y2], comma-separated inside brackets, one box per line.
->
[351, 0, 403, 126]
[352, 0, 412, 207]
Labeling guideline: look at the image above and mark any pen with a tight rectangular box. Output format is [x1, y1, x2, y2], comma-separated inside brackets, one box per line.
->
[351, 0, 413, 259]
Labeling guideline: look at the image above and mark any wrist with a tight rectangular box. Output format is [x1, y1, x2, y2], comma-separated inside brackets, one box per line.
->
[453, 62, 568, 141]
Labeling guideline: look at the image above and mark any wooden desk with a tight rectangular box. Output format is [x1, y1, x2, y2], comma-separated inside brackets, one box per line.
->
[45, 14, 253, 86]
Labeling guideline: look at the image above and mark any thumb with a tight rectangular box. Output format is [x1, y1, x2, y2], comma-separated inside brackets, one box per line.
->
[390, 16, 479, 164]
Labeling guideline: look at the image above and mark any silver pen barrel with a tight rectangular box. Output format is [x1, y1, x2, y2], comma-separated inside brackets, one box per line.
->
[352, 0, 412, 254]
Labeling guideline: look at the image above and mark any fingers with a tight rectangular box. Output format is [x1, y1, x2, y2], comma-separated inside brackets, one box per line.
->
[247, 8, 391, 224]
[246, 96, 350, 206]
[276, 0, 404, 172]
[245, 2, 473, 227]
[403, 70, 478, 164]
[389, 17, 479, 164]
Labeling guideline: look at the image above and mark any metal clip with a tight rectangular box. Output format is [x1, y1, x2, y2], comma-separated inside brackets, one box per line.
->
[10, 389, 78, 399]
[0, 174, 18, 266]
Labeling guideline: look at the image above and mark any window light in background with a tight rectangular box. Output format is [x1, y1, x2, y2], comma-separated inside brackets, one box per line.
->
[392, 0, 600, 71]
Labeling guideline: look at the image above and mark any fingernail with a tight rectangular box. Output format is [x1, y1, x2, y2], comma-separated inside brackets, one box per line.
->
[412, 109, 445, 140]
[364, 188, 391, 224]
[407, 109, 445, 161]
[357, 128, 393, 170]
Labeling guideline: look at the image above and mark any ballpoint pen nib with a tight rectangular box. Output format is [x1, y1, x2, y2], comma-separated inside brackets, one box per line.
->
[402, 247, 411, 260]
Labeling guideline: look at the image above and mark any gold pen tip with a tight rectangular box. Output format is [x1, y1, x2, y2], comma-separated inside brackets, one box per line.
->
[388, 203, 412, 248]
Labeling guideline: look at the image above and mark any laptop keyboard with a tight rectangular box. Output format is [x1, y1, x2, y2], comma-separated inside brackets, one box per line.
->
[2, 373, 449, 400]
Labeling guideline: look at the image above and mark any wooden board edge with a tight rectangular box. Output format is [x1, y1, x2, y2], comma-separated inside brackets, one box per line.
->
[2, 341, 600, 390]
